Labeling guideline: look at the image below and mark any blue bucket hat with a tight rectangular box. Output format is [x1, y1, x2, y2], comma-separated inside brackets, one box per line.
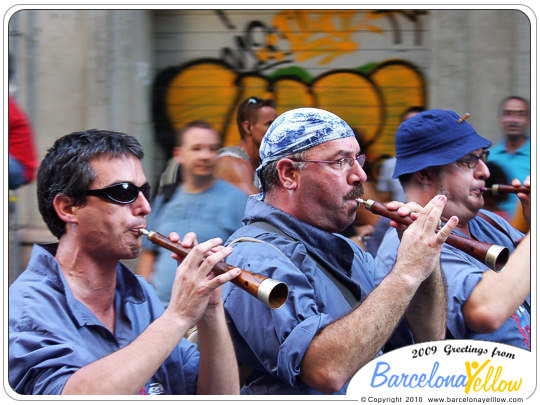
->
[256, 107, 355, 182]
[393, 109, 492, 179]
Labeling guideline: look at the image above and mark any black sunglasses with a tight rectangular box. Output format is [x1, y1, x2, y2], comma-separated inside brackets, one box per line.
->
[86, 182, 151, 204]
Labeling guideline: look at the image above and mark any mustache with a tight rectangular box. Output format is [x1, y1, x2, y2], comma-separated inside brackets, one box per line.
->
[345, 185, 364, 200]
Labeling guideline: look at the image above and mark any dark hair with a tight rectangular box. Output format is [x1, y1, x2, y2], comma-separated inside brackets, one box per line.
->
[398, 172, 415, 188]
[37, 129, 144, 239]
[400, 106, 425, 122]
[398, 165, 442, 188]
[236, 96, 276, 140]
[175, 120, 217, 146]
[499, 96, 530, 116]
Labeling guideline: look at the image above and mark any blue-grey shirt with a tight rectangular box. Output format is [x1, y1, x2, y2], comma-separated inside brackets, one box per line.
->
[9, 244, 200, 395]
[222, 195, 412, 395]
[143, 179, 247, 307]
[376, 210, 530, 350]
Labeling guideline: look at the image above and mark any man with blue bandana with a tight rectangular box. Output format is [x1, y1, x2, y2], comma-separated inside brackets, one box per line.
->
[375, 109, 531, 350]
[222, 107, 459, 394]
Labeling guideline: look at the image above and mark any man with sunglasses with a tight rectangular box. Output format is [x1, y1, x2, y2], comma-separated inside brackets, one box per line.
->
[221, 108, 459, 394]
[215, 96, 277, 195]
[376, 109, 531, 350]
[9, 129, 241, 395]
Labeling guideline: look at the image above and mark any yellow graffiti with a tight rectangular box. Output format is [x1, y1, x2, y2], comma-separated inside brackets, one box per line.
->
[370, 62, 425, 155]
[272, 10, 386, 65]
[165, 62, 238, 134]
[313, 72, 383, 143]
[162, 60, 425, 155]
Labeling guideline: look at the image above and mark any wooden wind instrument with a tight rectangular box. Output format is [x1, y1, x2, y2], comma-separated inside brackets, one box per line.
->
[139, 229, 289, 309]
[356, 199, 510, 272]
[482, 184, 530, 195]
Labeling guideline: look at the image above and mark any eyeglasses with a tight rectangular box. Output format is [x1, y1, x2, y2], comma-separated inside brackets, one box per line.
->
[291, 154, 366, 171]
[86, 182, 151, 204]
[456, 149, 490, 169]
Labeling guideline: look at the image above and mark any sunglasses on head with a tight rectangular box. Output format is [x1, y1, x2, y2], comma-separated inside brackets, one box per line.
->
[86, 182, 151, 204]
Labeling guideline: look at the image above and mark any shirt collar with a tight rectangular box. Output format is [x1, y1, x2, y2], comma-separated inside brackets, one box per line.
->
[29, 243, 147, 327]
[493, 137, 530, 155]
[242, 195, 356, 276]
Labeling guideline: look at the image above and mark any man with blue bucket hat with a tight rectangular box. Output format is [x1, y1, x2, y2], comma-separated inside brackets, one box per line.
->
[376, 109, 531, 350]
[222, 107, 459, 394]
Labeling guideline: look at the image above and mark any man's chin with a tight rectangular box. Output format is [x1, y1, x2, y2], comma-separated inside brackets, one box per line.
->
[125, 243, 142, 260]
[507, 132, 526, 140]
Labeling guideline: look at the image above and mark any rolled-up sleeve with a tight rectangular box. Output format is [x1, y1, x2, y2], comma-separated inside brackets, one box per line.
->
[9, 318, 80, 394]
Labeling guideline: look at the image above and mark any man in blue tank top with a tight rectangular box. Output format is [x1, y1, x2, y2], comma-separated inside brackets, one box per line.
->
[138, 121, 248, 308]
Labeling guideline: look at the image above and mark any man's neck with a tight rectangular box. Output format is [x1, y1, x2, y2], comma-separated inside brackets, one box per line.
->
[240, 139, 259, 169]
[55, 238, 118, 331]
[506, 135, 527, 153]
[181, 175, 216, 193]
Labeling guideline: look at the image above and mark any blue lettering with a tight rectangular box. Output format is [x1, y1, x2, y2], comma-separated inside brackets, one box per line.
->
[418, 373, 427, 387]
[428, 361, 440, 387]
[409, 373, 419, 388]
[455, 375, 467, 387]
[369, 361, 467, 389]
[371, 362, 390, 387]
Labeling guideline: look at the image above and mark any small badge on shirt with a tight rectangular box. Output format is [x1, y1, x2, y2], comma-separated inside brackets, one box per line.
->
[138, 382, 165, 395]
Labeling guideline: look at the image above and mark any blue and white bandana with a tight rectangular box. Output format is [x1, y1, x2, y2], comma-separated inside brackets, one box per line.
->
[256, 108, 355, 183]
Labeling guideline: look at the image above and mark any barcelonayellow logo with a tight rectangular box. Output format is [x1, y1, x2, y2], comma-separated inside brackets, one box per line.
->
[347, 340, 533, 397]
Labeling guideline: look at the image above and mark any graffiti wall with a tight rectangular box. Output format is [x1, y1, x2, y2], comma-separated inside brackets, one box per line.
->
[152, 9, 428, 159]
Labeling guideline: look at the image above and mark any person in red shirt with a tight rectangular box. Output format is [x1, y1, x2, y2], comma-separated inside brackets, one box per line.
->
[9, 96, 38, 189]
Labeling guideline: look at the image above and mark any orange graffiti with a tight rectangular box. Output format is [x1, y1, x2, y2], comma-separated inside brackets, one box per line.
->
[272, 10, 387, 65]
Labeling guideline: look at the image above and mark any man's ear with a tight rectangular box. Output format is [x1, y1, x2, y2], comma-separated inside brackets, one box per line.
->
[52, 194, 79, 225]
[172, 146, 183, 165]
[242, 120, 252, 137]
[276, 159, 298, 190]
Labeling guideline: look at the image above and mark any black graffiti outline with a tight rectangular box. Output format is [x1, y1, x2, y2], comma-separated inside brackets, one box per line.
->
[219, 19, 292, 74]
[372, 9, 428, 46]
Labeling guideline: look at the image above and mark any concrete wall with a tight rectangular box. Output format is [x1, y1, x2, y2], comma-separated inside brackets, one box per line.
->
[8, 9, 155, 275]
[428, 8, 531, 137]
[6, 7, 532, 278]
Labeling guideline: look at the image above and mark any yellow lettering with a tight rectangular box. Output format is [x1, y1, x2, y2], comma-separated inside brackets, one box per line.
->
[509, 379, 522, 392]
[464, 360, 491, 394]
[497, 380, 507, 392]
[481, 365, 494, 391]
[464, 361, 523, 394]
[492, 366, 503, 391]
